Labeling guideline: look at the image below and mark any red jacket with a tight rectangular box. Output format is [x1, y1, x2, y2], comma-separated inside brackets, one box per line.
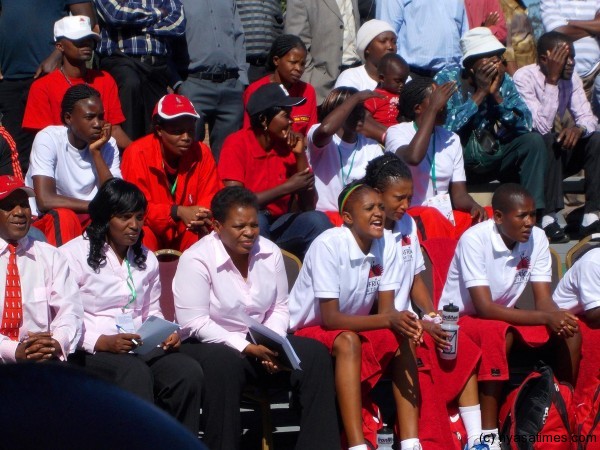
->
[122, 134, 223, 238]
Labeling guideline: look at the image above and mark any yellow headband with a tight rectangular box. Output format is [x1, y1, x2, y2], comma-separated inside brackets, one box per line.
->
[339, 183, 365, 215]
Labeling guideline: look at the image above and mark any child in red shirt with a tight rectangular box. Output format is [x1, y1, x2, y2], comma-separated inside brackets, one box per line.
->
[364, 53, 409, 128]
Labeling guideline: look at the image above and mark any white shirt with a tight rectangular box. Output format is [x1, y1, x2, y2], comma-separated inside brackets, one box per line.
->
[173, 232, 289, 353]
[553, 248, 600, 314]
[385, 122, 466, 206]
[439, 220, 552, 316]
[61, 236, 162, 354]
[388, 215, 425, 312]
[334, 65, 378, 91]
[25, 125, 122, 214]
[0, 236, 83, 363]
[289, 226, 401, 330]
[307, 124, 383, 212]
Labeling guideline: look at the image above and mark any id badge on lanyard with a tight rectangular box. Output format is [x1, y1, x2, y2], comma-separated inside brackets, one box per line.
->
[421, 124, 456, 225]
[115, 259, 137, 333]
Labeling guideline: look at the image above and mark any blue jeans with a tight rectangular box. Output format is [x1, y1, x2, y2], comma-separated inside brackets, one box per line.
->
[259, 210, 332, 259]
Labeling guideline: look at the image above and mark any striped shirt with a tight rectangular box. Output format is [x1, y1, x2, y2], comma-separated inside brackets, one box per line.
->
[541, 0, 600, 76]
[237, 0, 283, 58]
[95, 0, 186, 57]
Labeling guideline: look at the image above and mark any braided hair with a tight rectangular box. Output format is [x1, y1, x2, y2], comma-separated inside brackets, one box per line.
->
[399, 77, 434, 121]
[86, 178, 148, 273]
[364, 153, 412, 192]
[266, 34, 307, 72]
[60, 84, 101, 125]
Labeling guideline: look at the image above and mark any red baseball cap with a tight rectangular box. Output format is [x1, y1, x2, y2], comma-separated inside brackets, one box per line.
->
[0, 176, 34, 201]
[152, 94, 200, 120]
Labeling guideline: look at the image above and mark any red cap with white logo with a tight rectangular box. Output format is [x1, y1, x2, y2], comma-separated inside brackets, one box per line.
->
[152, 94, 200, 120]
[0, 176, 34, 201]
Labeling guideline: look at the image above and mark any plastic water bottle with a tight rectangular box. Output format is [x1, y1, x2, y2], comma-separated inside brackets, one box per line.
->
[440, 302, 459, 360]
[377, 425, 394, 449]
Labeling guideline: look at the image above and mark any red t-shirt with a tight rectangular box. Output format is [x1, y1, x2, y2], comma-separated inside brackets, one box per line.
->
[121, 134, 223, 238]
[364, 88, 400, 128]
[218, 128, 297, 217]
[22, 69, 126, 130]
[242, 76, 318, 136]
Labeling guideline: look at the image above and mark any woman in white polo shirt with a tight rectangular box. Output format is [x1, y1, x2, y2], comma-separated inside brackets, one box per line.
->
[307, 87, 383, 225]
[289, 181, 422, 450]
[363, 153, 486, 449]
[553, 248, 600, 405]
[385, 78, 488, 241]
[553, 248, 600, 328]
[62, 178, 203, 435]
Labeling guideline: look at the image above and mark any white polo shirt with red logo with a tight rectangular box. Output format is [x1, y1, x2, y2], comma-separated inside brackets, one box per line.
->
[439, 219, 551, 316]
[289, 226, 401, 331]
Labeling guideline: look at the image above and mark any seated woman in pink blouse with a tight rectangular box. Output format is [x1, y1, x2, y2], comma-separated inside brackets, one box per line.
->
[173, 186, 340, 450]
[63, 178, 203, 435]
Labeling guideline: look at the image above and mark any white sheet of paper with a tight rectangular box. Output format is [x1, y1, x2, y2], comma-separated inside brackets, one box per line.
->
[425, 193, 455, 225]
[132, 316, 179, 355]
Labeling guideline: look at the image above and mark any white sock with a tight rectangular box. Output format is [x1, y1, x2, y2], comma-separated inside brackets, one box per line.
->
[348, 445, 368, 450]
[459, 404, 482, 447]
[582, 212, 599, 227]
[400, 438, 420, 449]
[541, 213, 557, 228]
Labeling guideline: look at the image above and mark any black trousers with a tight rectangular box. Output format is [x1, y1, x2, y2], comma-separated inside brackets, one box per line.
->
[0, 78, 35, 173]
[69, 349, 203, 435]
[542, 131, 600, 214]
[180, 335, 341, 450]
[100, 54, 169, 141]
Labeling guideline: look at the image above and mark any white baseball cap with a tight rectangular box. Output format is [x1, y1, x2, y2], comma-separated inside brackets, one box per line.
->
[54, 16, 100, 42]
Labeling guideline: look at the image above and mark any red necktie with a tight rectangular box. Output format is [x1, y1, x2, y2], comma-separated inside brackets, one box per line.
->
[0, 244, 22, 340]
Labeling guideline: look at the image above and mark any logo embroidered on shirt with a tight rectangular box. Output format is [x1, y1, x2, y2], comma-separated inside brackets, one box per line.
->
[369, 264, 383, 277]
[516, 254, 530, 271]
[515, 253, 531, 283]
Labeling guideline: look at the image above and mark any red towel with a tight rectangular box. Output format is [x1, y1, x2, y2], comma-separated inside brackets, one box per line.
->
[294, 326, 401, 448]
[459, 316, 550, 381]
[574, 319, 600, 404]
[416, 333, 482, 450]
[421, 237, 458, 307]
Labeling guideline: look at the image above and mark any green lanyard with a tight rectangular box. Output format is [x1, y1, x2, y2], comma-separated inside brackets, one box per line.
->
[122, 258, 137, 312]
[413, 122, 438, 195]
[337, 140, 358, 187]
[170, 176, 178, 196]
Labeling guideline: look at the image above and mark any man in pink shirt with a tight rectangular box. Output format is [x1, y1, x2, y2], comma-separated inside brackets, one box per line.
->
[514, 31, 600, 239]
[0, 175, 82, 364]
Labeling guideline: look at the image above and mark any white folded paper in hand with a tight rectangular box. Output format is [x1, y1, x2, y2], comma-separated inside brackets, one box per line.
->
[132, 316, 180, 355]
[240, 314, 301, 371]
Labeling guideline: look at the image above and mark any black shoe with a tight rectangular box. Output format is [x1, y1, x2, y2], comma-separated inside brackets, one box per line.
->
[543, 221, 570, 243]
[580, 220, 600, 238]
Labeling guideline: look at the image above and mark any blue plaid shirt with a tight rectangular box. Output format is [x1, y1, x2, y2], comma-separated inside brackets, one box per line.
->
[95, 0, 186, 56]
[434, 63, 532, 139]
